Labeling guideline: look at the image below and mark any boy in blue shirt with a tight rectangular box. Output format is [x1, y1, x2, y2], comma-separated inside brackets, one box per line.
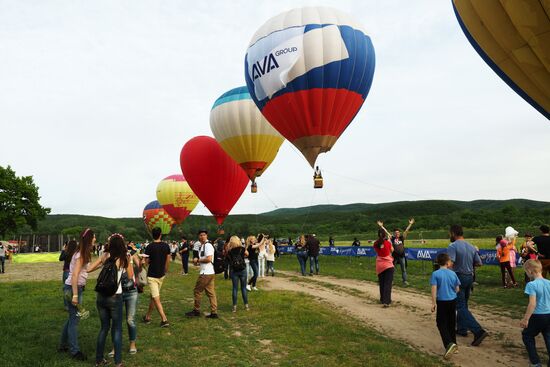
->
[431, 253, 461, 360]
[521, 259, 550, 367]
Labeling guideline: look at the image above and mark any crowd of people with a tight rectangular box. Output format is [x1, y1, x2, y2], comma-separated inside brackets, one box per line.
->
[8, 219, 546, 366]
[56, 227, 280, 366]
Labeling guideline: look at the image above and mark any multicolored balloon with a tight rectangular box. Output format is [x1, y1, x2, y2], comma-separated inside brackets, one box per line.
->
[180, 136, 249, 225]
[453, 0, 550, 119]
[156, 174, 199, 224]
[210, 86, 284, 185]
[142, 200, 175, 235]
[244, 7, 376, 167]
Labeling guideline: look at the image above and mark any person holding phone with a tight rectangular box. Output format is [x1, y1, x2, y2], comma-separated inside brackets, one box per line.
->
[246, 235, 265, 291]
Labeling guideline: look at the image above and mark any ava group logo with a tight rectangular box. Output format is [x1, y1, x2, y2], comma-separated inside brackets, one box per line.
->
[416, 249, 433, 260]
[356, 248, 368, 256]
[251, 47, 299, 81]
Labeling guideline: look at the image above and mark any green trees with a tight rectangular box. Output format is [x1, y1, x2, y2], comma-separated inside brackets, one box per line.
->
[0, 166, 50, 237]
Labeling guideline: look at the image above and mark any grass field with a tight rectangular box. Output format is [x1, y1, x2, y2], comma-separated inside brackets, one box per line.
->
[274, 255, 528, 319]
[12, 252, 61, 263]
[0, 261, 448, 367]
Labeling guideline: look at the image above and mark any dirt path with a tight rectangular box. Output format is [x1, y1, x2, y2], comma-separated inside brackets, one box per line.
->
[264, 270, 538, 367]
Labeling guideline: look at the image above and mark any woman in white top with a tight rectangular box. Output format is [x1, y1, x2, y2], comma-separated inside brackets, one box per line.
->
[59, 228, 105, 361]
[95, 233, 134, 367]
[265, 239, 276, 276]
[258, 238, 267, 277]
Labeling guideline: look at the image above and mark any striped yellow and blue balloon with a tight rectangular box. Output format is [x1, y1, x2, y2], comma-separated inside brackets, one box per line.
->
[210, 86, 284, 182]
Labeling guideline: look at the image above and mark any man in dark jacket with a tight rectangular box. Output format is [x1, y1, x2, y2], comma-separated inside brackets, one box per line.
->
[306, 234, 320, 275]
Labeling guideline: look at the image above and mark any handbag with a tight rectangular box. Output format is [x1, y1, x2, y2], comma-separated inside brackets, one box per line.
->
[138, 265, 148, 286]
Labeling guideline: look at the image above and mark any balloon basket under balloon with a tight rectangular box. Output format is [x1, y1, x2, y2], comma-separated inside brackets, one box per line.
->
[314, 177, 323, 189]
[251, 182, 258, 193]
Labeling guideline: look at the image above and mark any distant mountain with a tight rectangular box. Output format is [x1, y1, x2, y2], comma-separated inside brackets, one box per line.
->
[11, 199, 550, 243]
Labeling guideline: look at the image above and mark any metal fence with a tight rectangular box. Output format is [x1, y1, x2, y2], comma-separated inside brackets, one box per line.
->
[6, 234, 78, 253]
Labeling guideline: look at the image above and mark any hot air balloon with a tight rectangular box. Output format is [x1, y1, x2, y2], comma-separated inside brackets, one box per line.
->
[244, 7, 376, 173]
[180, 136, 249, 227]
[156, 174, 199, 224]
[143, 200, 175, 235]
[453, 0, 550, 120]
[210, 86, 285, 193]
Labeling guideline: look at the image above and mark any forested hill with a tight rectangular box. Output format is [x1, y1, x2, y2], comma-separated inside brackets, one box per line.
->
[12, 199, 550, 241]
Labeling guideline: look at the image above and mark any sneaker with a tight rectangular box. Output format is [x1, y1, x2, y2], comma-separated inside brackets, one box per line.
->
[308, 273, 313, 276]
[232, 305, 237, 313]
[253, 287, 258, 291]
[142, 315, 151, 324]
[403, 281, 410, 286]
[183, 273, 188, 276]
[206, 313, 219, 319]
[95, 358, 110, 367]
[246, 285, 251, 291]
[471, 330, 488, 346]
[129, 348, 137, 355]
[160, 320, 170, 327]
[444, 343, 458, 359]
[185, 309, 201, 317]
[72, 351, 87, 361]
[108, 350, 114, 357]
[244, 304, 249, 311]
[383, 304, 390, 308]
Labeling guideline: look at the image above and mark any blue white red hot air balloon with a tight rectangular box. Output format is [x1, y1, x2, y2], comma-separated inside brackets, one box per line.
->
[245, 7, 376, 167]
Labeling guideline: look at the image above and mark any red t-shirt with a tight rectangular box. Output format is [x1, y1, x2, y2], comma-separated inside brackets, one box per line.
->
[374, 240, 392, 257]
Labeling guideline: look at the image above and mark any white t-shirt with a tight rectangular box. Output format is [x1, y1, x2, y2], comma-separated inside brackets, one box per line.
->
[199, 242, 215, 275]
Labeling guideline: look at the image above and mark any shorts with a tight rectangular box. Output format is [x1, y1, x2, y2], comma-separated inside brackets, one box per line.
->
[147, 276, 165, 298]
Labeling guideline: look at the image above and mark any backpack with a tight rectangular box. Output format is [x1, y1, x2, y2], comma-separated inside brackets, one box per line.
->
[228, 248, 246, 272]
[95, 259, 122, 296]
[213, 245, 225, 274]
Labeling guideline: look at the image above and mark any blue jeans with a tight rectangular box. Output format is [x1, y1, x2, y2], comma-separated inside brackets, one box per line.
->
[60, 285, 84, 355]
[122, 290, 138, 342]
[248, 259, 259, 287]
[394, 256, 407, 282]
[456, 273, 483, 335]
[266, 260, 275, 276]
[96, 293, 123, 364]
[522, 313, 550, 366]
[62, 271, 70, 309]
[297, 251, 307, 275]
[0, 256, 5, 272]
[309, 256, 319, 274]
[231, 268, 248, 306]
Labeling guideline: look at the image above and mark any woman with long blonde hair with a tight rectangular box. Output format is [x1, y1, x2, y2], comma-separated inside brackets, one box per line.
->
[226, 236, 249, 312]
[265, 239, 276, 276]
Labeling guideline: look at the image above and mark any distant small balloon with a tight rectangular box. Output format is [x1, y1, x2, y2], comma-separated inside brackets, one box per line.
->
[143, 200, 175, 235]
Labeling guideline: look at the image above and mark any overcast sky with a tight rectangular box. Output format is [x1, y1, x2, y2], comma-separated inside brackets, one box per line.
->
[1, 0, 548, 219]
